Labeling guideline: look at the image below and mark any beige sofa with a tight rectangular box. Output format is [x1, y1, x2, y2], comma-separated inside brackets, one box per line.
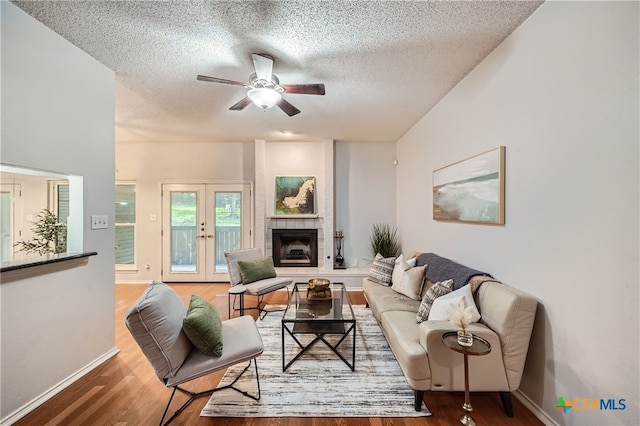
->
[362, 253, 537, 416]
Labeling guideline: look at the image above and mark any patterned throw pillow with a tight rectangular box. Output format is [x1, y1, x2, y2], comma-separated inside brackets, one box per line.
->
[416, 279, 454, 323]
[367, 253, 396, 286]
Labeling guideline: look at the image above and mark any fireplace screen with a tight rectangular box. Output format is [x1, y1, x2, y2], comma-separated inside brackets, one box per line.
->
[272, 229, 318, 267]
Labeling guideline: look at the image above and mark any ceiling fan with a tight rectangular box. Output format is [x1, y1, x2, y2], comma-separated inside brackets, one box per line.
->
[197, 53, 325, 117]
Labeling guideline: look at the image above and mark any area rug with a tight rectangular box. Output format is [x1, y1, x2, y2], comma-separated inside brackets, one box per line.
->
[201, 305, 431, 417]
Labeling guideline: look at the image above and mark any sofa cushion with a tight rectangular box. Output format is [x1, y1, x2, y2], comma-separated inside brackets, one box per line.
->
[391, 264, 426, 300]
[416, 279, 453, 323]
[124, 281, 192, 380]
[427, 284, 481, 323]
[367, 253, 396, 285]
[182, 294, 224, 357]
[380, 310, 432, 390]
[237, 257, 277, 284]
[363, 278, 421, 322]
[243, 276, 292, 296]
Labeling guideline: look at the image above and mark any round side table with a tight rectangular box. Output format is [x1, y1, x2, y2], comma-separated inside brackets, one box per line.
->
[228, 285, 247, 318]
[442, 331, 491, 426]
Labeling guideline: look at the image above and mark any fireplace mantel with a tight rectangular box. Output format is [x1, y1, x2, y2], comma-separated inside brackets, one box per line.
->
[268, 215, 320, 219]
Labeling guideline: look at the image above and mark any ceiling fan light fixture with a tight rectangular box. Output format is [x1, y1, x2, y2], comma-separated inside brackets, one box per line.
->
[248, 87, 281, 109]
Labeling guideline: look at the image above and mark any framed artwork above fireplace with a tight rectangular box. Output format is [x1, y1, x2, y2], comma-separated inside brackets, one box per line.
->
[275, 176, 316, 215]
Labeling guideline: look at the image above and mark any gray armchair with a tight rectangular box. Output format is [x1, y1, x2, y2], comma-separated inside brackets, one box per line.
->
[125, 281, 264, 426]
[224, 248, 292, 318]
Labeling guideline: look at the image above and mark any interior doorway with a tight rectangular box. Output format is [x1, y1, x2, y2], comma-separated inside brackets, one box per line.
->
[161, 183, 252, 282]
[0, 184, 22, 263]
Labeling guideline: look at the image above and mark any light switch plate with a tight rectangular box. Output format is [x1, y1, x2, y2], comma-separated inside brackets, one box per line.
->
[91, 215, 108, 230]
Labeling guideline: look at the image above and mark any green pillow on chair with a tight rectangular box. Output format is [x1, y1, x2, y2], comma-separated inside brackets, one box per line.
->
[182, 294, 223, 357]
[237, 257, 277, 284]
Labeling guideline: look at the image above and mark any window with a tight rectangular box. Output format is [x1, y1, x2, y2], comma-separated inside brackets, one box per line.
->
[115, 183, 136, 267]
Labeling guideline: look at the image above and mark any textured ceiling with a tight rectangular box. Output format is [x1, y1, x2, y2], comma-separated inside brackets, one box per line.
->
[13, 1, 543, 143]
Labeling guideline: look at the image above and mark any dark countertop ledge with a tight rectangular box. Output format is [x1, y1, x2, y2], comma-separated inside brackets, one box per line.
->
[1, 251, 98, 273]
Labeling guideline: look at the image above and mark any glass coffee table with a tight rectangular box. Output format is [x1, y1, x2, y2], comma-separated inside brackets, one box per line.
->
[281, 282, 356, 371]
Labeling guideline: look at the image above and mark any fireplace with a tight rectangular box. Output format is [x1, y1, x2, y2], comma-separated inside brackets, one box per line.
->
[272, 229, 318, 267]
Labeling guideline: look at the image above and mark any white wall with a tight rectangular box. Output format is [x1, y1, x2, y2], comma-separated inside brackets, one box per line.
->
[116, 139, 396, 281]
[396, 2, 639, 425]
[115, 141, 254, 282]
[1, 2, 116, 423]
[335, 141, 397, 267]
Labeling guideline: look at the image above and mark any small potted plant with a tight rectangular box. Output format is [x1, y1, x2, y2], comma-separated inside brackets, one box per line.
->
[14, 208, 67, 256]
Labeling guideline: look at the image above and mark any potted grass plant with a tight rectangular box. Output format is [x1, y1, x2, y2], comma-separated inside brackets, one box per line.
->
[369, 223, 401, 258]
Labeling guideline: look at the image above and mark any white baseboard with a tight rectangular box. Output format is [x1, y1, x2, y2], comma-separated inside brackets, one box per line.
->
[514, 389, 559, 426]
[1, 348, 120, 426]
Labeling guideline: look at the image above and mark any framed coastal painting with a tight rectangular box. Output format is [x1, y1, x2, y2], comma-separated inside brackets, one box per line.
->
[275, 176, 316, 215]
[432, 146, 505, 225]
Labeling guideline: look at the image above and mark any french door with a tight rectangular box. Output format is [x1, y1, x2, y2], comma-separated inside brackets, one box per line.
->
[161, 183, 252, 282]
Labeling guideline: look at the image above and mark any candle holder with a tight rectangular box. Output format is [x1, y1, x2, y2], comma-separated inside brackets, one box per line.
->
[334, 230, 346, 269]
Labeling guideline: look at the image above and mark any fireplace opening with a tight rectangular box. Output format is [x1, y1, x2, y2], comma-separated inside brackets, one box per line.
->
[272, 229, 318, 267]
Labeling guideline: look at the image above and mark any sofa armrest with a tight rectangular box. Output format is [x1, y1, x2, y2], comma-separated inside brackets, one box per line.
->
[418, 320, 510, 391]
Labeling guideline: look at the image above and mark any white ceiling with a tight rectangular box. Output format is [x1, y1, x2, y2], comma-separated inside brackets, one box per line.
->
[13, 0, 543, 144]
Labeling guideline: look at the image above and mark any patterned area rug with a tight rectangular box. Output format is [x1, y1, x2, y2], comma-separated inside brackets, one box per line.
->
[201, 305, 431, 417]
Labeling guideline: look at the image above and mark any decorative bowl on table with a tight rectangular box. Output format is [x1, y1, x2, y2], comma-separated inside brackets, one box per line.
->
[308, 278, 330, 292]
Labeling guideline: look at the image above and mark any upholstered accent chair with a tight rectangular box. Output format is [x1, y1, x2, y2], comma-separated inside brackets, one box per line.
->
[224, 248, 292, 318]
[125, 281, 264, 426]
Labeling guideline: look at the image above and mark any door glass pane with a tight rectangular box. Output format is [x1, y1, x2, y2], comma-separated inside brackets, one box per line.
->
[171, 192, 197, 272]
[214, 192, 241, 272]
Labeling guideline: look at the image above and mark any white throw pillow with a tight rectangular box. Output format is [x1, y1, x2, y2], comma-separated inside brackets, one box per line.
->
[427, 284, 481, 322]
[391, 254, 409, 285]
[391, 264, 426, 300]
[391, 254, 419, 285]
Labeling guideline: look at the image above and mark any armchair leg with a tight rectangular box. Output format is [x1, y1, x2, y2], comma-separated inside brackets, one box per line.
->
[158, 359, 261, 426]
[499, 391, 514, 417]
[413, 389, 425, 411]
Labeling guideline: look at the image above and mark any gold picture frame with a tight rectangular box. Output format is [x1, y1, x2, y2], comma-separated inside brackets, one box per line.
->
[433, 146, 505, 225]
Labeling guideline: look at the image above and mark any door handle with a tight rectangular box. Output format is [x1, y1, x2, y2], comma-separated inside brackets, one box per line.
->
[197, 235, 206, 239]
[207, 234, 214, 238]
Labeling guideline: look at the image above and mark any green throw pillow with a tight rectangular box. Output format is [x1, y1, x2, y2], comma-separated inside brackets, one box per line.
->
[182, 294, 223, 357]
[237, 257, 277, 284]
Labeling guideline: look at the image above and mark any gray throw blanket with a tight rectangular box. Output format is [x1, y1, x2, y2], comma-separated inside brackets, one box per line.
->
[415, 253, 492, 290]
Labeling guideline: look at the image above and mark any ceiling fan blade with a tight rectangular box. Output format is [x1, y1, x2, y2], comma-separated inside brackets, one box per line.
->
[282, 84, 326, 95]
[197, 75, 246, 87]
[277, 98, 301, 117]
[229, 96, 252, 111]
[252, 53, 274, 81]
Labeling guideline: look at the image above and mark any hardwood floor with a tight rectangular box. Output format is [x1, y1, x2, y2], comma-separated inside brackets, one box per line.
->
[14, 283, 543, 426]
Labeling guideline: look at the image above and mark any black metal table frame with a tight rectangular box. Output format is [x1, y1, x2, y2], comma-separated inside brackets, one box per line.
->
[281, 282, 356, 372]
